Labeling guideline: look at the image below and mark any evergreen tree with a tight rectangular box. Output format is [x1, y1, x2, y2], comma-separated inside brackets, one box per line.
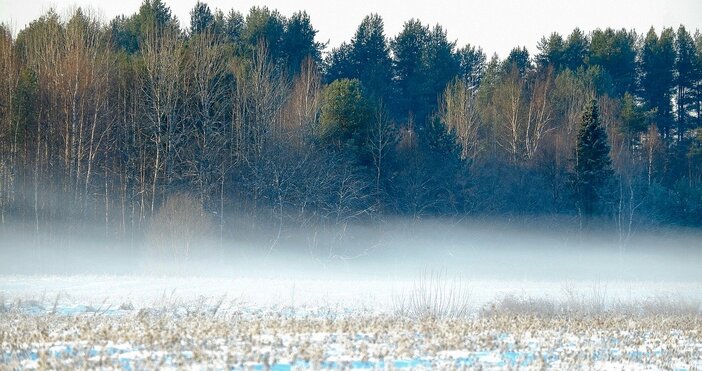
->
[190, 1, 213, 35]
[573, 99, 613, 217]
[325, 42, 354, 83]
[588, 28, 637, 97]
[325, 14, 392, 101]
[675, 25, 698, 140]
[620, 92, 647, 137]
[242, 7, 285, 62]
[422, 24, 459, 113]
[108, 0, 177, 53]
[423, 115, 469, 213]
[562, 28, 588, 71]
[319, 79, 373, 157]
[392, 19, 429, 119]
[224, 10, 244, 45]
[391, 20, 458, 122]
[639, 27, 676, 140]
[536, 32, 564, 70]
[457, 44, 486, 87]
[348, 14, 393, 100]
[504, 46, 531, 77]
[149, 0, 175, 29]
[282, 11, 323, 76]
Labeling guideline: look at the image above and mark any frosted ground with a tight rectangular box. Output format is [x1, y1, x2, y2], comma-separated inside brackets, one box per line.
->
[2, 221, 702, 369]
[1, 275, 702, 314]
[2, 275, 702, 370]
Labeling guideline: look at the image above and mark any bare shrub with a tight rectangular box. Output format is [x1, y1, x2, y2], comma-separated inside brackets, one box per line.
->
[481, 282, 610, 318]
[562, 281, 608, 315]
[146, 193, 212, 263]
[481, 283, 700, 318]
[614, 295, 702, 317]
[482, 294, 560, 317]
[393, 270, 471, 320]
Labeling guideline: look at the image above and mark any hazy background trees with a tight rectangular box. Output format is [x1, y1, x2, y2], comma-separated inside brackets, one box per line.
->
[1, 1, 702, 248]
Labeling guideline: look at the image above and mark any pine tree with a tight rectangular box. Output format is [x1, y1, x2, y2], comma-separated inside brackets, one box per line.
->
[675, 26, 698, 140]
[573, 99, 613, 217]
[589, 28, 637, 97]
[422, 25, 459, 114]
[224, 10, 244, 45]
[189, 1, 213, 35]
[504, 46, 531, 77]
[325, 42, 354, 82]
[282, 11, 323, 76]
[536, 32, 565, 70]
[457, 44, 486, 87]
[391, 19, 429, 119]
[562, 28, 588, 71]
[348, 14, 393, 100]
[242, 7, 285, 62]
[391, 20, 460, 122]
[640, 27, 676, 140]
[536, 29, 587, 72]
[319, 78, 373, 156]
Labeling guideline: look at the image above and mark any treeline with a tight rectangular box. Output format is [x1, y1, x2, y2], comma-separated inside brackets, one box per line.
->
[1, 0, 701, 242]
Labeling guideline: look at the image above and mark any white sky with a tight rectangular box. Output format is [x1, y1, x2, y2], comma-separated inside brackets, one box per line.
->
[1, 0, 701, 58]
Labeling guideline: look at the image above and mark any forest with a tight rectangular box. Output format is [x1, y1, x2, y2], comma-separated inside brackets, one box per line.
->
[1, 0, 701, 246]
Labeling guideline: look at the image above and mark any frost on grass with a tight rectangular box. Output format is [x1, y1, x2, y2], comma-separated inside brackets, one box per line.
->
[1, 303, 701, 370]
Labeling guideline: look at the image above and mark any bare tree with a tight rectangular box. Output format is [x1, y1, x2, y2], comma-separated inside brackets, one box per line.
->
[231, 42, 288, 164]
[367, 102, 396, 197]
[280, 57, 321, 148]
[16, 10, 65, 236]
[0, 25, 16, 226]
[141, 24, 184, 214]
[493, 66, 525, 164]
[642, 124, 664, 186]
[441, 78, 480, 161]
[230, 42, 289, 221]
[524, 66, 554, 160]
[183, 30, 229, 208]
[60, 9, 112, 215]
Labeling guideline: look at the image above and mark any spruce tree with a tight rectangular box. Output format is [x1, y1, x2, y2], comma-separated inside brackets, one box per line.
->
[573, 99, 613, 217]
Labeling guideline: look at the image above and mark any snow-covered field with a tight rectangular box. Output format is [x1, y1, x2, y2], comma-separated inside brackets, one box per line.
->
[3, 309, 701, 370]
[1, 275, 701, 370]
[1, 275, 702, 315]
[2, 220, 702, 369]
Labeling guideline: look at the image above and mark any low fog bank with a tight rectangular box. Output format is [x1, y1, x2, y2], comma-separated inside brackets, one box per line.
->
[1, 217, 701, 282]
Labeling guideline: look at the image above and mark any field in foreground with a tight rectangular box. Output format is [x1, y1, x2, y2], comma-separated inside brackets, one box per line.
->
[1, 308, 701, 370]
[1, 275, 702, 370]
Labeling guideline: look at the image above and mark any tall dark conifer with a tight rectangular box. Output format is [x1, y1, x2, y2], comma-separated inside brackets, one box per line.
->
[189, 1, 213, 35]
[675, 26, 698, 140]
[573, 99, 613, 217]
[349, 14, 393, 100]
[640, 27, 676, 140]
[589, 28, 637, 97]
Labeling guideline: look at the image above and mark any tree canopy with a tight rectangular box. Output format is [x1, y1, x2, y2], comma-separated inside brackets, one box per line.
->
[1, 1, 702, 239]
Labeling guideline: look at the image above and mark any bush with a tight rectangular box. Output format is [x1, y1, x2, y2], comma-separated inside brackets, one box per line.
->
[145, 194, 211, 263]
[393, 270, 471, 320]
